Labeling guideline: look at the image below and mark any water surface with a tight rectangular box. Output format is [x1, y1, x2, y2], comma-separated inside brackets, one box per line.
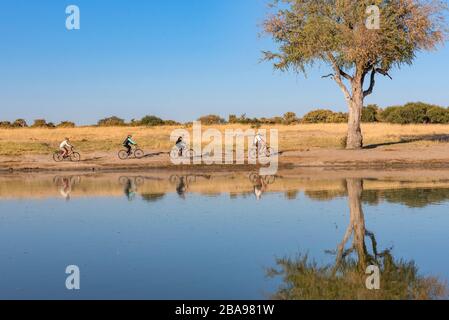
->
[0, 171, 448, 299]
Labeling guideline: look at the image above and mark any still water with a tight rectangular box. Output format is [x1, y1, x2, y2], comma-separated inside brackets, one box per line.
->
[0, 170, 448, 299]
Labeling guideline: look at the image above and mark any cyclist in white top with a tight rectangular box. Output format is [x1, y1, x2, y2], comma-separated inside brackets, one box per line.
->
[59, 138, 73, 158]
[253, 133, 265, 150]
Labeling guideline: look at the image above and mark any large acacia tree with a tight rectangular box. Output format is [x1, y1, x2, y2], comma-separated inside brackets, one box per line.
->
[264, 0, 448, 149]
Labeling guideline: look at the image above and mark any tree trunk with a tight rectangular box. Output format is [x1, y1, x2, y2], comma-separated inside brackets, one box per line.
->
[346, 178, 368, 270]
[346, 82, 364, 149]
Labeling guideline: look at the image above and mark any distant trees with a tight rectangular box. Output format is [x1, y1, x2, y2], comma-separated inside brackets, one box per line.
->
[97, 116, 126, 127]
[302, 110, 348, 124]
[13, 119, 28, 127]
[197, 114, 226, 125]
[31, 119, 55, 128]
[381, 102, 449, 124]
[2, 102, 449, 128]
[57, 121, 76, 128]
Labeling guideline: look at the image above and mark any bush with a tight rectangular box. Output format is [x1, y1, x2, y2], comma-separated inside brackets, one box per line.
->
[362, 105, 381, 122]
[32, 119, 51, 128]
[301, 109, 348, 123]
[13, 119, 28, 128]
[57, 121, 76, 128]
[197, 114, 226, 125]
[283, 112, 299, 125]
[140, 115, 165, 127]
[382, 102, 435, 124]
[426, 106, 449, 124]
[0, 121, 12, 128]
[163, 120, 181, 126]
[97, 116, 126, 127]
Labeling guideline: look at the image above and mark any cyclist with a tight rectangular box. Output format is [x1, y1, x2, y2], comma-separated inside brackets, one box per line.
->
[175, 136, 186, 156]
[60, 138, 73, 159]
[253, 133, 265, 151]
[123, 134, 137, 156]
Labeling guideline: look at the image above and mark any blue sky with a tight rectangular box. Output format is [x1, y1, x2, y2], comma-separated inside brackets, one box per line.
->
[0, 0, 448, 125]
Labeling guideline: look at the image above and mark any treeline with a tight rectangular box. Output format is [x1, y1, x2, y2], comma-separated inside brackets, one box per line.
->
[1, 102, 449, 128]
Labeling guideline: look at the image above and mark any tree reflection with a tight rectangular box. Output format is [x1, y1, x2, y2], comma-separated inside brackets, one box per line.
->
[268, 179, 448, 300]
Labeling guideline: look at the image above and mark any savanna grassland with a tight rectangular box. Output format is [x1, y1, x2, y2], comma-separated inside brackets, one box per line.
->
[1, 123, 449, 156]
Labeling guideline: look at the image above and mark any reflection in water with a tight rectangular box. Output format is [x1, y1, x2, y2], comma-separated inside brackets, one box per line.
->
[269, 179, 448, 300]
[248, 172, 276, 200]
[169, 175, 211, 199]
[119, 177, 140, 201]
[1, 172, 449, 299]
[53, 176, 81, 201]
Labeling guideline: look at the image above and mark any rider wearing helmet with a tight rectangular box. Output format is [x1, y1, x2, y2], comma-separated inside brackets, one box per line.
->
[123, 134, 137, 156]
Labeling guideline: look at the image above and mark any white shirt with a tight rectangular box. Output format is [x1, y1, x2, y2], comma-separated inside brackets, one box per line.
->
[254, 134, 263, 145]
[60, 140, 71, 149]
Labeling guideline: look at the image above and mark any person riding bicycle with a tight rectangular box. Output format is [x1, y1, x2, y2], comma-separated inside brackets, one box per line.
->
[253, 133, 266, 151]
[60, 138, 73, 158]
[123, 135, 137, 156]
[175, 136, 186, 156]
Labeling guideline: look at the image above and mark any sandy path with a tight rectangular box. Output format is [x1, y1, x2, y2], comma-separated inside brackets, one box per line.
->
[1, 143, 449, 172]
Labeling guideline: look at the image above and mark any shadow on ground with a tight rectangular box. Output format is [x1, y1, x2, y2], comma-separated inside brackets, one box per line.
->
[363, 134, 449, 150]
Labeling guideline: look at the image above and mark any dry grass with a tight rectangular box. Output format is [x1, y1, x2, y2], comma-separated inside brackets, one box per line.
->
[1, 123, 449, 156]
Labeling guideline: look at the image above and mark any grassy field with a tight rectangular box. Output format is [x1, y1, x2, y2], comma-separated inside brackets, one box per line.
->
[1, 123, 449, 156]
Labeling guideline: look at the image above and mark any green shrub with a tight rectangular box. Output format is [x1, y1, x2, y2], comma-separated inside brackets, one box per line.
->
[140, 115, 165, 126]
[57, 121, 76, 128]
[97, 116, 126, 127]
[426, 106, 449, 124]
[163, 120, 181, 126]
[0, 121, 12, 128]
[382, 102, 438, 124]
[13, 119, 28, 128]
[283, 112, 299, 125]
[380, 106, 401, 122]
[197, 114, 226, 125]
[362, 105, 381, 122]
[301, 109, 348, 123]
[32, 119, 50, 128]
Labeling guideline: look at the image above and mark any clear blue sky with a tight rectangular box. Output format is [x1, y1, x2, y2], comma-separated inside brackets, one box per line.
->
[0, 0, 448, 125]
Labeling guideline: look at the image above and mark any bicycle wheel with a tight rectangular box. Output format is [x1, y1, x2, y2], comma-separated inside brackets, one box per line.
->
[135, 176, 145, 185]
[70, 152, 81, 162]
[186, 175, 197, 184]
[263, 175, 276, 185]
[184, 149, 196, 158]
[53, 176, 63, 185]
[118, 150, 129, 160]
[134, 149, 144, 159]
[169, 175, 180, 184]
[265, 147, 273, 157]
[119, 176, 129, 185]
[53, 152, 63, 162]
[170, 148, 180, 160]
[249, 172, 260, 184]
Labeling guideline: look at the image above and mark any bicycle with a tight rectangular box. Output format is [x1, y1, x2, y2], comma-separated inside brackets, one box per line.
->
[119, 176, 145, 186]
[249, 172, 276, 185]
[118, 145, 145, 160]
[169, 175, 197, 185]
[170, 145, 196, 160]
[249, 143, 273, 159]
[53, 149, 81, 162]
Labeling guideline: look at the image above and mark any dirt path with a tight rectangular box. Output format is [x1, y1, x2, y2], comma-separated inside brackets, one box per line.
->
[2, 143, 449, 173]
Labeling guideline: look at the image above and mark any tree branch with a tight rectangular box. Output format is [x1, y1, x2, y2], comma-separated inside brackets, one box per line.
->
[363, 68, 393, 97]
[326, 53, 352, 102]
[363, 68, 376, 97]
